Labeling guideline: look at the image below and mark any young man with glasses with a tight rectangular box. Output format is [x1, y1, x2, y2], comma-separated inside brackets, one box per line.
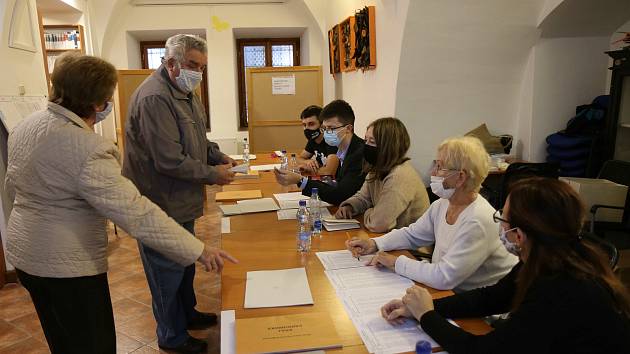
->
[274, 99, 367, 205]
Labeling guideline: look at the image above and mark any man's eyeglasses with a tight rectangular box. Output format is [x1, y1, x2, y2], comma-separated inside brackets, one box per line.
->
[493, 209, 509, 224]
[322, 124, 349, 134]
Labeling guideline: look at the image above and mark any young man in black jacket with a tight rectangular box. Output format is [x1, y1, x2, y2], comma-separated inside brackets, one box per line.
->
[274, 100, 366, 205]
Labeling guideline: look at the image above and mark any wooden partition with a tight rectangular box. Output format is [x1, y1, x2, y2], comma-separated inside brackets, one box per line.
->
[247, 66, 323, 153]
[115, 70, 153, 152]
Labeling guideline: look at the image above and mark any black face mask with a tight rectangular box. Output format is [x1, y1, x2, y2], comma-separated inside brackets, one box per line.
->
[363, 144, 378, 165]
[304, 128, 321, 141]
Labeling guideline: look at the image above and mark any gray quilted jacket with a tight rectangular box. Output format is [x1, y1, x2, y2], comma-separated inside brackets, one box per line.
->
[5, 102, 204, 278]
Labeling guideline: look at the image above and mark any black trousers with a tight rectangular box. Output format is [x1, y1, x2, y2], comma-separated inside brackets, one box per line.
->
[16, 269, 116, 354]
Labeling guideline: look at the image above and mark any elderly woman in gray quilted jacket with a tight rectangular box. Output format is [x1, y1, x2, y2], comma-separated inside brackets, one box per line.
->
[4, 53, 237, 354]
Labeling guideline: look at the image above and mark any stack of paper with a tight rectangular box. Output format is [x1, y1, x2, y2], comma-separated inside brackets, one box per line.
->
[244, 267, 313, 308]
[250, 163, 281, 171]
[234, 169, 260, 180]
[228, 154, 257, 161]
[219, 198, 279, 216]
[316, 250, 371, 270]
[318, 255, 441, 353]
[273, 192, 332, 209]
[215, 189, 262, 201]
[277, 208, 333, 220]
[323, 218, 360, 231]
[229, 164, 249, 174]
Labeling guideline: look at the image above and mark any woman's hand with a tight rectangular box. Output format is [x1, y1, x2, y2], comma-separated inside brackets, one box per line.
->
[335, 205, 354, 219]
[198, 246, 239, 272]
[346, 238, 378, 256]
[381, 299, 412, 325]
[402, 286, 435, 321]
[367, 251, 398, 270]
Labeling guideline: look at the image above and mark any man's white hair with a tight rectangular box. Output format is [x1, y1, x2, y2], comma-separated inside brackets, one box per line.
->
[164, 34, 207, 63]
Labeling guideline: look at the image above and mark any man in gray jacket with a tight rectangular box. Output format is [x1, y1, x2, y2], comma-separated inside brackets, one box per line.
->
[122, 34, 234, 354]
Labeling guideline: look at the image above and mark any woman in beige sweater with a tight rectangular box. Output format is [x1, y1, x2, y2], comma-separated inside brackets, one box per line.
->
[336, 117, 429, 232]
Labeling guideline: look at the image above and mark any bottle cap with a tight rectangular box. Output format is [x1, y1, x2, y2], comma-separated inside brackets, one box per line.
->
[415, 340, 432, 354]
[299, 200, 307, 206]
[311, 187, 318, 193]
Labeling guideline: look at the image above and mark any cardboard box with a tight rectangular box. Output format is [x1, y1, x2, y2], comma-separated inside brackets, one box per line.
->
[560, 177, 628, 223]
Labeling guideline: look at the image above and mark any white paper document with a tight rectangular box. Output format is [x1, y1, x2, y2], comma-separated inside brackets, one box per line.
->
[316, 250, 371, 270]
[322, 265, 441, 353]
[244, 267, 314, 308]
[221, 217, 231, 234]
[229, 164, 249, 173]
[228, 154, 257, 160]
[278, 199, 332, 210]
[277, 208, 332, 221]
[250, 163, 281, 171]
[220, 310, 236, 354]
[219, 198, 279, 216]
[273, 192, 306, 201]
[271, 76, 296, 95]
[323, 218, 360, 231]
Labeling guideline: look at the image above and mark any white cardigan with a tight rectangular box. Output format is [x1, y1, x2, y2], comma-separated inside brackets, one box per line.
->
[373, 196, 518, 292]
[5, 103, 205, 278]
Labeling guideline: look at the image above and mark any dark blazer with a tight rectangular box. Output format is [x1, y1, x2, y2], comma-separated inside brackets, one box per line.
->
[420, 263, 630, 354]
[302, 133, 366, 205]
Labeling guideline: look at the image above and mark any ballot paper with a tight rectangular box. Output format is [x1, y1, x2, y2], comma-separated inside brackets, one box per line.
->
[221, 217, 231, 234]
[323, 265, 441, 353]
[228, 154, 257, 160]
[277, 208, 332, 221]
[219, 198, 279, 215]
[244, 268, 314, 308]
[229, 164, 249, 174]
[250, 163, 281, 171]
[316, 250, 371, 270]
[273, 192, 332, 209]
[322, 218, 360, 231]
[220, 310, 236, 354]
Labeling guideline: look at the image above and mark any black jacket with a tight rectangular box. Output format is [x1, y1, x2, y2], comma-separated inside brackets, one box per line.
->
[301, 133, 366, 205]
[420, 263, 630, 354]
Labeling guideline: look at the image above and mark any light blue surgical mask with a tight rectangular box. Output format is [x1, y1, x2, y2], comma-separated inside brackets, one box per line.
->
[175, 66, 203, 93]
[323, 130, 341, 147]
[95, 101, 113, 124]
[500, 226, 520, 256]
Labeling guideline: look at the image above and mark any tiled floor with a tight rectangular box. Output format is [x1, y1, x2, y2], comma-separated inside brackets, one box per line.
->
[0, 186, 223, 354]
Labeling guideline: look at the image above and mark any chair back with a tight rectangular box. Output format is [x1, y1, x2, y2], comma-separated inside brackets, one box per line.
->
[582, 232, 619, 269]
[498, 162, 560, 208]
[597, 160, 630, 225]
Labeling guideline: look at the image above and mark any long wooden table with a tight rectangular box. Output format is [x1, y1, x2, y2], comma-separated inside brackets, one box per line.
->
[220, 155, 491, 353]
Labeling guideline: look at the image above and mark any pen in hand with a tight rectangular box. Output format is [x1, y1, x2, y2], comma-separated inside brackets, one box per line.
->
[346, 232, 360, 261]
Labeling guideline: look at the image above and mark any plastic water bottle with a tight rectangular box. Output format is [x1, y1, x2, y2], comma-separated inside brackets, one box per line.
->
[280, 150, 288, 170]
[242, 138, 250, 164]
[415, 340, 432, 354]
[296, 200, 311, 252]
[289, 153, 299, 173]
[310, 188, 322, 237]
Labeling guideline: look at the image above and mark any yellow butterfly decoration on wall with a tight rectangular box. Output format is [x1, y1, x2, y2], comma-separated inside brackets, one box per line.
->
[212, 16, 230, 32]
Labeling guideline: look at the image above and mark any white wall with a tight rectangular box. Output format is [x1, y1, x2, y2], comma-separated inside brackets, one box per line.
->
[309, 0, 409, 138]
[526, 36, 610, 162]
[395, 0, 544, 180]
[93, 0, 323, 146]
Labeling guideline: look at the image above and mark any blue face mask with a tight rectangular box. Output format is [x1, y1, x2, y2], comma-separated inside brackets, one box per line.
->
[323, 130, 340, 146]
[95, 101, 113, 123]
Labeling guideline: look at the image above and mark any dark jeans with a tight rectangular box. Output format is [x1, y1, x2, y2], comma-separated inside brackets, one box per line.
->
[16, 269, 116, 354]
[138, 220, 200, 347]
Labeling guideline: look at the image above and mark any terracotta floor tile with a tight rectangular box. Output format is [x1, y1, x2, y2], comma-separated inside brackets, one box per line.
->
[0, 337, 50, 354]
[109, 273, 150, 295]
[0, 284, 29, 306]
[116, 331, 144, 354]
[10, 313, 46, 344]
[127, 287, 154, 308]
[0, 294, 36, 321]
[112, 298, 152, 325]
[0, 319, 30, 350]
[130, 345, 167, 353]
[117, 313, 158, 344]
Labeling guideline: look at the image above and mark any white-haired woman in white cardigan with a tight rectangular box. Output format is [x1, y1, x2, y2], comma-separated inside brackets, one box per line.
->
[347, 136, 517, 292]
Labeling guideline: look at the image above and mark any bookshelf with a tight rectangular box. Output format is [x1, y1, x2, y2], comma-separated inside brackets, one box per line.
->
[38, 23, 85, 93]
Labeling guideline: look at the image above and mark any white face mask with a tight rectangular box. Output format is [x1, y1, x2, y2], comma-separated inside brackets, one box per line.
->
[430, 173, 457, 199]
[500, 227, 520, 256]
[95, 101, 113, 124]
[175, 65, 203, 93]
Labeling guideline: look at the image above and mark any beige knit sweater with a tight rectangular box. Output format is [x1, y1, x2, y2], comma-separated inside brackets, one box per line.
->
[340, 161, 429, 232]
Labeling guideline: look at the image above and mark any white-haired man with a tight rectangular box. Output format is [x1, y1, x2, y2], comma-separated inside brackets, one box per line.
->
[122, 34, 236, 354]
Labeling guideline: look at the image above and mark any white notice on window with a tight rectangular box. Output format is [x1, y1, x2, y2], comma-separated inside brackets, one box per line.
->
[271, 75, 296, 95]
